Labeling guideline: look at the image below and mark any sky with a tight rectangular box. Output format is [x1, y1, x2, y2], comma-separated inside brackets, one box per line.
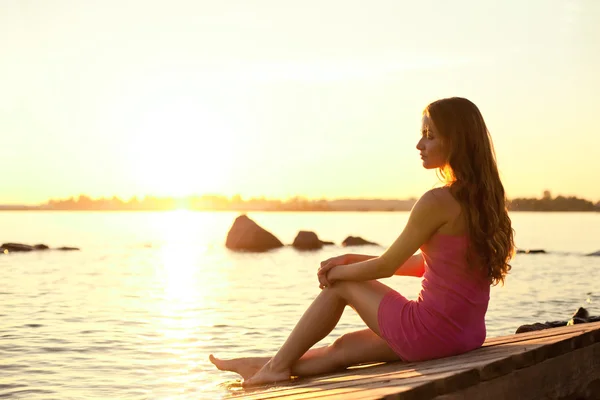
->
[1, 0, 599, 205]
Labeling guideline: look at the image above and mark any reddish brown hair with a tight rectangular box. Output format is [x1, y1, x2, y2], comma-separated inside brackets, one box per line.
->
[424, 97, 515, 285]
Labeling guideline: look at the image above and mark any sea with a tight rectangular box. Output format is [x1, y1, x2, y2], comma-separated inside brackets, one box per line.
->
[1, 211, 599, 399]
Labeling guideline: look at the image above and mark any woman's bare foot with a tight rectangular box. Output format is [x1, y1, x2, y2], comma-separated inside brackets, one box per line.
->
[209, 354, 268, 381]
[241, 360, 291, 387]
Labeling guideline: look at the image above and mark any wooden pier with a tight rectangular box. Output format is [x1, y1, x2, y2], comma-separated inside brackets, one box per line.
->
[233, 321, 600, 399]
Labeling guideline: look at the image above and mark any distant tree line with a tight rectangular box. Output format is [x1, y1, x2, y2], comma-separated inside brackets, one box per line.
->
[2, 190, 598, 212]
[36, 194, 414, 211]
[508, 191, 600, 212]
[40, 194, 334, 211]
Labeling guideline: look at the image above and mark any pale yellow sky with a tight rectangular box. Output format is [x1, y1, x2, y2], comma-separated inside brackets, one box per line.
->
[1, 0, 599, 204]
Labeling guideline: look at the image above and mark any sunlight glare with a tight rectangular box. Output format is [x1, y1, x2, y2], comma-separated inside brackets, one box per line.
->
[147, 211, 230, 389]
[158, 210, 203, 303]
[152, 211, 228, 338]
[125, 97, 236, 197]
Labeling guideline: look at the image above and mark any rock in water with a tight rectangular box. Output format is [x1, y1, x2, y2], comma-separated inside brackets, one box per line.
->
[1, 243, 34, 252]
[515, 307, 600, 334]
[225, 215, 284, 252]
[292, 231, 333, 250]
[0, 243, 79, 253]
[567, 307, 591, 325]
[342, 236, 378, 247]
[515, 322, 553, 334]
[516, 249, 546, 254]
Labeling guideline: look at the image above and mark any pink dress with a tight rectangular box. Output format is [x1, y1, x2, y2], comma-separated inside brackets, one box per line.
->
[377, 233, 490, 362]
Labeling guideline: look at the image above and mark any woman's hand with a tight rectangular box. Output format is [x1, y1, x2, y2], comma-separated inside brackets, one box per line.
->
[317, 271, 330, 289]
[317, 254, 351, 289]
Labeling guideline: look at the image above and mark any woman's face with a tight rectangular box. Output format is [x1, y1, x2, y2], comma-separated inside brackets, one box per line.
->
[416, 115, 448, 169]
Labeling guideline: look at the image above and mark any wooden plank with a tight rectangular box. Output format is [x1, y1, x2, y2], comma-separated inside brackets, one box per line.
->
[237, 370, 476, 400]
[235, 328, 595, 400]
[254, 371, 471, 400]
[477, 328, 599, 380]
[326, 342, 600, 400]
[233, 324, 600, 400]
[233, 341, 539, 400]
[432, 342, 600, 400]
[236, 350, 501, 400]
[422, 328, 599, 396]
[502, 327, 599, 372]
[482, 321, 600, 346]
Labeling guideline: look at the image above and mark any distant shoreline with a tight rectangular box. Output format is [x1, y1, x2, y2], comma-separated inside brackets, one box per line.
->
[0, 208, 598, 213]
[1, 193, 598, 212]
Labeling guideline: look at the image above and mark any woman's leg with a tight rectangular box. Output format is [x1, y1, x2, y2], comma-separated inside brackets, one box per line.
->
[241, 280, 394, 386]
[210, 328, 399, 380]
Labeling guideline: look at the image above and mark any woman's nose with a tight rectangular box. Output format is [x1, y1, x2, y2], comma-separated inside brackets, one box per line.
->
[416, 138, 424, 150]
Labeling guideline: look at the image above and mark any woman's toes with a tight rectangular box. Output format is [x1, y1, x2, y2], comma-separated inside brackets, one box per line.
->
[241, 368, 290, 387]
[209, 354, 225, 370]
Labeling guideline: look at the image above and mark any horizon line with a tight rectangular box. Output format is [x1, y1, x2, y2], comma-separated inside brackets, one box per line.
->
[2, 191, 600, 207]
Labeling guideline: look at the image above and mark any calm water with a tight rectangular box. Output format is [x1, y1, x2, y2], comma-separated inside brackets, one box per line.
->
[1, 211, 599, 399]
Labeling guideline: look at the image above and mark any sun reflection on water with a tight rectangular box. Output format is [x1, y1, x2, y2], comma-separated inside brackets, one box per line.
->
[149, 210, 230, 389]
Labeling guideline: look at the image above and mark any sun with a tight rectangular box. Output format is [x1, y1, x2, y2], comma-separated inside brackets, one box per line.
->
[124, 97, 235, 198]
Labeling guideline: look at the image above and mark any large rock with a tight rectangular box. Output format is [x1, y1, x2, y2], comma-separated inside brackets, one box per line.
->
[342, 236, 378, 247]
[225, 215, 284, 252]
[292, 231, 334, 250]
[586, 250, 600, 256]
[0, 243, 78, 254]
[1, 243, 34, 252]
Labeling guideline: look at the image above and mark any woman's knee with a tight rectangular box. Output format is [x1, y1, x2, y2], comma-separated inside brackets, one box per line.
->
[328, 334, 354, 366]
[330, 280, 360, 296]
[330, 333, 351, 350]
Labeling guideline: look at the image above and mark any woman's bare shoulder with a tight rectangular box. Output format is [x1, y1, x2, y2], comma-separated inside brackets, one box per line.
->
[415, 187, 458, 220]
[424, 187, 466, 235]
[423, 187, 457, 206]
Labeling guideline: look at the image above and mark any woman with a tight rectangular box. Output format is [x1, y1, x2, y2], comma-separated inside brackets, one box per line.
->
[210, 97, 515, 387]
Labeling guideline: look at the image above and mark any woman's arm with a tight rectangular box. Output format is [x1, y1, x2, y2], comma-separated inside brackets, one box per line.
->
[325, 190, 445, 283]
[319, 254, 377, 270]
[346, 254, 378, 263]
[345, 253, 424, 277]
[394, 253, 425, 277]
[317, 253, 377, 287]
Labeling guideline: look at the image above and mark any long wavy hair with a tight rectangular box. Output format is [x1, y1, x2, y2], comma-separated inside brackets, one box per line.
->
[424, 97, 515, 285]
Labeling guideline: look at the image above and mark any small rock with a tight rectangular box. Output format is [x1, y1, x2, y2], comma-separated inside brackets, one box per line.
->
[516, 249, 546, 254]
[515, 322, 553, 334]
[292, 231, 333, 250]
[568, 307, 591, 325]
[33, 244, 50, 250]
[342, 236, 378, 247]
[56, 247, 80, 251]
